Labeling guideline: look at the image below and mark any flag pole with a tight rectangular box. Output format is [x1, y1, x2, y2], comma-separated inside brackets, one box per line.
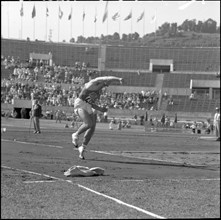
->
[95, 21, 96, 37]
[7, 2, 10, 38]
[71, 15, 72, 40]
[143, 10, 145, 37]
[58, 18, 59, 42]
[71, 7, 73, 39]
[106, 2, 108, 36]
[58, 5, 59, 42]
[46, 14, 47, 41]
[154, 8, 157, 38]
[119, 9, 121, 39]
[82, 20, 84, 37]
[45, 4, 48, 41]
[21, 16, 23, 39]
[131, 10, 132, 34]
[94, 7, 97, 37]
[33, 17, 35, 40]
[83, 7, 85, 37]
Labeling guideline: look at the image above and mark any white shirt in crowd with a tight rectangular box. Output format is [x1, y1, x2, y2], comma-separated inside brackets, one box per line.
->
[214, 112, 220, 125]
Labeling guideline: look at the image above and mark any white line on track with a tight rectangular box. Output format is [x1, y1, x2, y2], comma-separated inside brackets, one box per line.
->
[105, 151, 220, 154]
[2, 139, 216, 167]
[78, 184, 166, 219]
[199, 136, 217, 140]
[90, 150, 190, 165]
[115, 178, 220, 182]
[24, 180, 57, 183]
[1, 139, 63, 149]
[1, 165, 166, 219]
[1, 124, 48, 129]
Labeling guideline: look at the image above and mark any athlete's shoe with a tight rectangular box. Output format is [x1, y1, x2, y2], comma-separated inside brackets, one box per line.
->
[72, 133, 79, 148]
[78, 145, 86, 160]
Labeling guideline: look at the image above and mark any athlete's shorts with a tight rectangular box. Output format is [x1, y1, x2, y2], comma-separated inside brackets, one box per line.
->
[74, 98, 96, 115]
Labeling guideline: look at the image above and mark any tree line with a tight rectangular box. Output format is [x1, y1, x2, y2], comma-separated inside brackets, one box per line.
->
[67, 18, 220, 44]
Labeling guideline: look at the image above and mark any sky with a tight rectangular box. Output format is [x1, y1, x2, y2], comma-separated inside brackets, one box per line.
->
[1, 0, 220, 42]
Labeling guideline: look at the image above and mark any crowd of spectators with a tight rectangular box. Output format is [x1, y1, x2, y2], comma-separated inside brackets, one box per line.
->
[99, 90, 159, 110]
[1, 54, 160, 110]
[1, 76, 159, 110]
[1, 79, 82, 107]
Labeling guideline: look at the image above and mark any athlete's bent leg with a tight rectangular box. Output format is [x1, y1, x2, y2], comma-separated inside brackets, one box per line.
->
[72, 108, 93, 148]
[82, 112, 97, 146]
[75, 108, 94, 136]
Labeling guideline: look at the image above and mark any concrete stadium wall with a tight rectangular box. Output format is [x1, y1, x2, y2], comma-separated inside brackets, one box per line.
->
[1, 103, 212, 121]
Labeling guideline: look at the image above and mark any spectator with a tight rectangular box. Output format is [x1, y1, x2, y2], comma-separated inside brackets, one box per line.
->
[55, 110, 62, 123]
[189, 93, 195, 100]
[161, 113, 166, 126]
[109, 119, 114, 130]
[140, 115, 144, 125]
[190, 121, 197, 134]
[31, 99, 42, 134]
[214, 107, 220, 141]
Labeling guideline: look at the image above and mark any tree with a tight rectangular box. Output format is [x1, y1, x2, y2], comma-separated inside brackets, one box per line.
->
[179, 19, 189, 31]
[158, 22, 170, 35]
[132, 32, 139, 40]
[188, 19, 197, 32]
[216, 25, 220, 33]
[69, 38, 75, 43]
[113, 32, 120, 40]
[76, 36, 85, 43]
[196, 21, 203, 33]
[170, 23, 177, 36]
[205, 19, 217, 33]
[122, 33, 128, 41]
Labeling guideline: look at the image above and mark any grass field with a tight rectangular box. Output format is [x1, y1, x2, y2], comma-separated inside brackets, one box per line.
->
[1, 117, 220, 219]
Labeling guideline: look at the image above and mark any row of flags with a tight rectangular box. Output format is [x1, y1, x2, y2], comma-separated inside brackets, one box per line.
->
[20, 3, 156, 23]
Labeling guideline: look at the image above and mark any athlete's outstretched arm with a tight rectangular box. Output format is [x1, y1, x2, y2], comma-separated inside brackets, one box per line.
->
[91, 76, 123, 86]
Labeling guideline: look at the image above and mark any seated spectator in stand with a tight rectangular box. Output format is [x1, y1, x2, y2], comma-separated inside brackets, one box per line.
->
[133, 114, 137, 125]
[168, 98, 174, 105]
[189, 93, 195, 100]
[109, 119, 114, 130]
[190, 121, 197, 133]
[117, 119, 122, 130]
[103, 111, 108, 123]
[140, 115, 144, 125]
[125, 120, 131, 128]
[122, 120, 127, 128]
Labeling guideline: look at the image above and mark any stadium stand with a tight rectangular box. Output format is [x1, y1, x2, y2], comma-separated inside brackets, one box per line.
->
[105, 46, 220, 71]
[1, 38, 220, 117]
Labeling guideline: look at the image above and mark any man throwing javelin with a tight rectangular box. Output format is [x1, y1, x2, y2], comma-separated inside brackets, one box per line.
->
[72, 76, 123, 159]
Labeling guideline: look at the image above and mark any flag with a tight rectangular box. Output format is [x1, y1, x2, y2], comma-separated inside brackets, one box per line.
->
[46, 7, 49, 17]
[137, 11, 144, 22]
[102, 1, 108, 23]
[112, 12, 120, 21]
[59, 6, 63, 19]
[32, 5, 36, 18]
[94, 8, 97, 23]
[68, 7, 72, 20]
[83, 10, 85, 21]
[94, 14, 97, 23]
[20, 3, 24, 17]
[150, 14, 156, 24]
[124, 11, 132, 21]
[179, 0, 196, 10]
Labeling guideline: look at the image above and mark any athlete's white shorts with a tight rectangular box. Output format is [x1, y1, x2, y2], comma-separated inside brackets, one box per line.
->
[74, 98, 96, 115]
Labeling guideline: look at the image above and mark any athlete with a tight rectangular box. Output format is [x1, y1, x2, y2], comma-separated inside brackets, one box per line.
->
[72, 76, 123, 159]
